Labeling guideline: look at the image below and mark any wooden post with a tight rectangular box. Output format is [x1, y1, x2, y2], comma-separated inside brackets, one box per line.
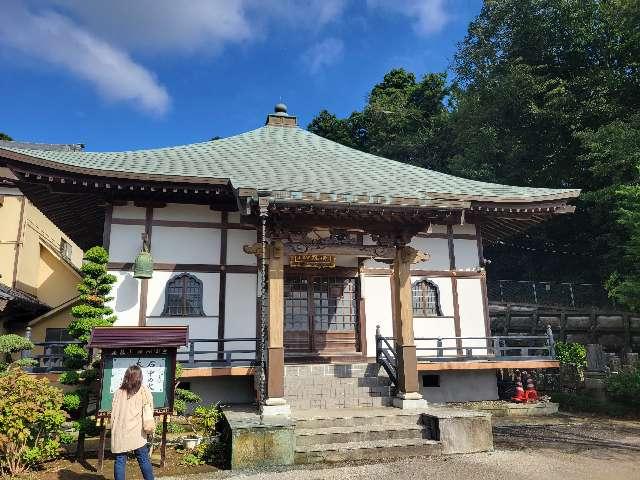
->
[266, 240, 286, 402]
[97, 418, 106, 472]
[160, 414, 168, 467]
[391, 246, 425, 408]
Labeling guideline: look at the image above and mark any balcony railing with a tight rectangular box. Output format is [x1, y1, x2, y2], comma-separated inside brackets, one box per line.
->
[375, 325, 556, 386]
[25, 337, 259, 373]
[179, 338, 258, 367]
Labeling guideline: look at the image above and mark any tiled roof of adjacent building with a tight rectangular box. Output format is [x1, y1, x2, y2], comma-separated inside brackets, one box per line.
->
[0, 140, 84, 151]
[0, 124, 579, 203]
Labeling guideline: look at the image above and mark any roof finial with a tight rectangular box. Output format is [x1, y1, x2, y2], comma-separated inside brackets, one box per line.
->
[274, 102, 287, 115]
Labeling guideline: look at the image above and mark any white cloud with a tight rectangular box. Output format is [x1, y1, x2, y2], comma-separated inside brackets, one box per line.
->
[0, 1, 170, 115]
[50, 0, 254, 54]
[367, 0, 450, 35]
[302, 38, 344, 74]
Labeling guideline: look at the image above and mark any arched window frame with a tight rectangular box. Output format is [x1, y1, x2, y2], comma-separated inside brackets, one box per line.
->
[412, 280, 442, 317]
[162, 273, 205, 317]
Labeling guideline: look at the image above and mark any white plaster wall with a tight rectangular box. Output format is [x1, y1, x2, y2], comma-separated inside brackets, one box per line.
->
[145, 271, 220, 361]
[154, 203, 221, 222]
[146, 272, 220, 317]
[113, 204, 146, 219]
[109, 271, 140, 326]
[152, 226, 220, 264]
[425, 224, 447, 234]
[457, 278, 488, 355]
[454, 239, 480, 270]
[109, 224, 146, 263]
[453, 224, 476, 235]
[361, 275, 393, 357]
[226, 229, 257, 266]
[227, 212, 242, 224]
[412, 276, 457, 357]
[225, 273, 257, 361]
[410, 237, 449, 270]
[421, 370, 498, 403]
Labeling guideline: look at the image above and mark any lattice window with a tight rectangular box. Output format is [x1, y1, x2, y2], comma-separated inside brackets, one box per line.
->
[162, 273, 204, 316]
[284, 276, 309, 331]
[313, 277, 357, 331]
[412, 280, 442, 317]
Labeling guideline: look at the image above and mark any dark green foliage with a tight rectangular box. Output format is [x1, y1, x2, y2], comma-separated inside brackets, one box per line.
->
[308, 0, 640, 305]
[550, 392, 634, 417]
[606, 369, 640, 407]
[308, 68, 453, 172]
[555, 342, 587, 369]
[73, 417, 99, 436]
[59, 371, 80, 385]
[0, 132, 12, 141]
[0, 334, 34, 371]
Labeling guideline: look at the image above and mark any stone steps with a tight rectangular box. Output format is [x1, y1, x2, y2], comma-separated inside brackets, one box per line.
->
[296, 423, 425, 446]
[295, 437, 442, 464]
[285, 363, 395, 410]
[293, 408, 442, 464]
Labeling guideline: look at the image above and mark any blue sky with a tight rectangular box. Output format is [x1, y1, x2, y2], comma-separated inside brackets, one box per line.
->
[0, 0, 481, 151]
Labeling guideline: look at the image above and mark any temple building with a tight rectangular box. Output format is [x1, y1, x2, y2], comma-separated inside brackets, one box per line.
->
[0, 104, 578, 414]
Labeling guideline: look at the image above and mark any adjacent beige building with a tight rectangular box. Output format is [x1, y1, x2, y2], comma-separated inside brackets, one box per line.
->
[0, 167, 83, 345]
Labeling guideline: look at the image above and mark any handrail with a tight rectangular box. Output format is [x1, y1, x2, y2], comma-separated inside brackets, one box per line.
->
[377, 326, 556, 363]
[375, 325, 397, 388]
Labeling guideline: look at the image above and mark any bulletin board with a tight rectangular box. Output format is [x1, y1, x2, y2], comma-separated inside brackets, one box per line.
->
[98, 348, 175, 413]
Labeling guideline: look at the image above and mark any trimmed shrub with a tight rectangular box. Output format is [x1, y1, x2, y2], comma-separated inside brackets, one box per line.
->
[0, 367, 67, 475]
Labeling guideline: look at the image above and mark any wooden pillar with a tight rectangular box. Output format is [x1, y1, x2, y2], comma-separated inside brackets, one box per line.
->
[267, 240, 285, 400]
[391, 246, 422, 403]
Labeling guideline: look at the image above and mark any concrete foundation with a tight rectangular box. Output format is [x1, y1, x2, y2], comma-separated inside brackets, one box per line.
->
[225, 407, 295, 469]
[422, 406, 493, 454]
[458, 401, 559, 417]
[421, 370, 498, 403]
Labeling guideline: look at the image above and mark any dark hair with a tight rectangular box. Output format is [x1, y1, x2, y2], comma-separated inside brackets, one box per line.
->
[120, 365, 143, 396]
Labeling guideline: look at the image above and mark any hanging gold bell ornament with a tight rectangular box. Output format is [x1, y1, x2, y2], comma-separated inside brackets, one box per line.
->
[133, 233, 153, 279]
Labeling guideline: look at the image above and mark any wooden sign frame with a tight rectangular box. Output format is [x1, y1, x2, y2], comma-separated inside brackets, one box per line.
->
[289, 253, 336, 268]
[88, 326, 188, 471]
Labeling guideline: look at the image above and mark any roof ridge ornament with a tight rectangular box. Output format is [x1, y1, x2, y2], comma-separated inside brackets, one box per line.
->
[266, 102, 297, 127]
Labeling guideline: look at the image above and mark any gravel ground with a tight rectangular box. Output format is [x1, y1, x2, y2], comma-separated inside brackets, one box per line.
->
[161, 415, 640, 480]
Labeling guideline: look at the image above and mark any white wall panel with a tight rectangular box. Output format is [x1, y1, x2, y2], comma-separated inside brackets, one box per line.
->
[146, 316, 219, 362]
[411, 276, 456, 356]
[362, 275, 393, 357]
[457, 278, 487, 354]
[154, 203, 221, 222]
[225, 273, 257, 361]
[227, 229, 257, 265]
[145, 271, 220, 317]
[453, 224, 476, 235]
[109, 224, 145, 263]
[109, 271, 140, 326]
[453, 239, 480, 270]
[410, 237, 449, 270]
[113, 204, 146, 220]
[152, 226, 220, 264]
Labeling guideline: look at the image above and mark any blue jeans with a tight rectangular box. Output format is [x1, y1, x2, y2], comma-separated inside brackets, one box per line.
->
[114, 444, 155, 480]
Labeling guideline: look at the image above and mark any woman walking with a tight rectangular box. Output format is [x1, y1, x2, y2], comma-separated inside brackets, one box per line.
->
[111, 365, 155, 480]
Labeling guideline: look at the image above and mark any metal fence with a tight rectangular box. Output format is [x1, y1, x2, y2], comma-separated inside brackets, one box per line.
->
[487, 280, 611, 309]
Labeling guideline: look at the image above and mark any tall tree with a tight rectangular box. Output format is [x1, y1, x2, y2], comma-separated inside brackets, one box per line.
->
[308, 68, 453, 172]
[450, 0, 640, 291]
[0, 133, 12, 141]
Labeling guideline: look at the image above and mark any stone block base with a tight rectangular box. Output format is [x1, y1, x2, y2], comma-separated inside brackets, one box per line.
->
[422, 406, 493, 454]
[393, 392, 427, 409]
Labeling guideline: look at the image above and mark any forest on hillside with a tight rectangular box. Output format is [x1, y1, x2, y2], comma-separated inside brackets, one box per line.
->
[308, 0, 640, 311]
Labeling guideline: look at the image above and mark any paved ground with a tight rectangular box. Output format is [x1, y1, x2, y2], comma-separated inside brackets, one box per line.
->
[162, 414, 640, 480]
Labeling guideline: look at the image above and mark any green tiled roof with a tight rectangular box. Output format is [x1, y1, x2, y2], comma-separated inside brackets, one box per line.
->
[0, 125, 579, 203]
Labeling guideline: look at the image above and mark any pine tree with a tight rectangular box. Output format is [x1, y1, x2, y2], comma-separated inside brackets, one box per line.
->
[59, 246, 116, 457]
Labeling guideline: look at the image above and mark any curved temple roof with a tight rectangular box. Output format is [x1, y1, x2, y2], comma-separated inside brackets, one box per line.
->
[0, 124, 579, 205]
